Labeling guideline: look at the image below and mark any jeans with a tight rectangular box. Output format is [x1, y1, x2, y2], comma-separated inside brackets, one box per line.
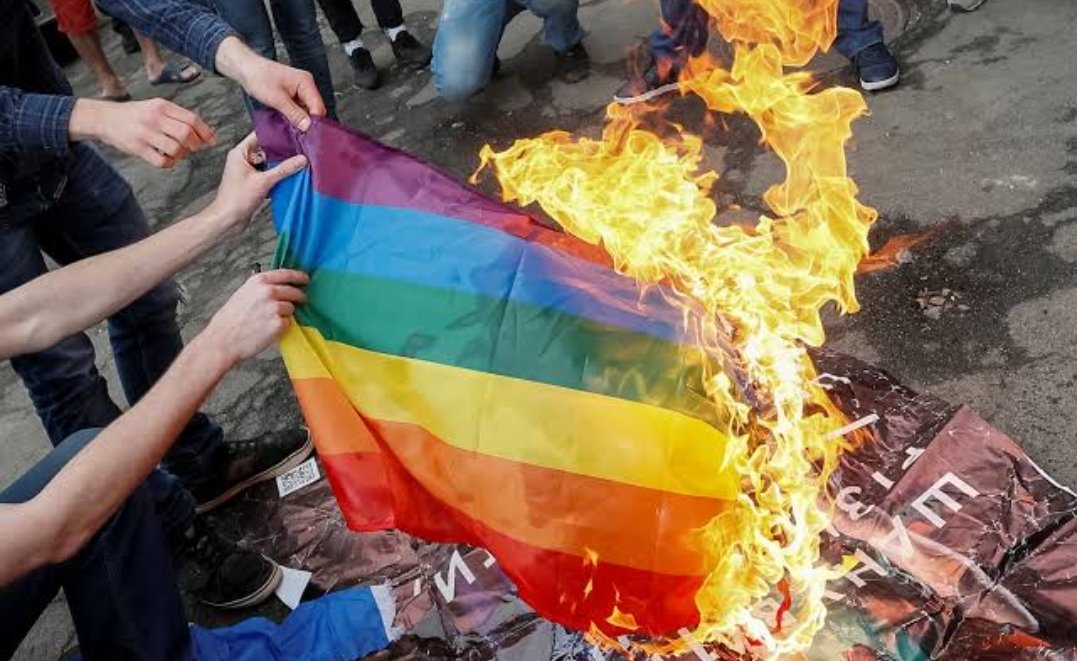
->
[315, 0, 404, 44]
[213, 0, 338, 118]
[650, 0, 884, 66]
[0, 429, 190, 661]
[0, 145, 225, 541]
[432, 0, 583, 101]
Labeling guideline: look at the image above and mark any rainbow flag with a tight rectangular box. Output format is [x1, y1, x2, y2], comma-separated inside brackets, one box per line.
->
[256, 113, 737, 637]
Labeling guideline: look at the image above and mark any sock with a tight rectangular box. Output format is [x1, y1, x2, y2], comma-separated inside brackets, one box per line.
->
[385, 25, 406, 42]
[342, 38, 365, 56]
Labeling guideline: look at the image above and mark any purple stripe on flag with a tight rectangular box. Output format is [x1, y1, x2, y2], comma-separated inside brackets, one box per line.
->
[254, 112, 611, 265]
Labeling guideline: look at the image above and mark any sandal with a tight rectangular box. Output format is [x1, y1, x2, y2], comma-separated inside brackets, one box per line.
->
[100, 91, 132, 102]
[150, 61, 202, 86]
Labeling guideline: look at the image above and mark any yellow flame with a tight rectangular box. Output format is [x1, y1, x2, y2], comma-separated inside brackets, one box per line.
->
[474, 0, 878, 656]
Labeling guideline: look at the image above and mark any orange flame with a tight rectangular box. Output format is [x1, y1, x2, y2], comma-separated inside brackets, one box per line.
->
[474, 0, 878, 656]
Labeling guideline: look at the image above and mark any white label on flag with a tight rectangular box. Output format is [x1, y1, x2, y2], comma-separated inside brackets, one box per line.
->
[276, 457, 321, 498]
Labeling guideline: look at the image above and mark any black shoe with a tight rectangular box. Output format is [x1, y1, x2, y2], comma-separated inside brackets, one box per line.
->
[174, 519, 282, 610]
[555, 42, 590, 84]
[192, 428, 314, 514]
[390, 30, 432, 69]
[853, 42, 900, 92]
[349, 47, 381, 90]
[614, 59, 680, 105]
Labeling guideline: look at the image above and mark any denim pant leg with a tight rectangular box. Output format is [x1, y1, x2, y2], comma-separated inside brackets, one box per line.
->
[650, 0, 709, 66]
[0, 430, 191, 661]
[316, 0, 366, 44]
[269, 0, 338, 118]
[518, 0, 583, 53]
[432, 0, 508, 101]
[834, 0, 884, 59]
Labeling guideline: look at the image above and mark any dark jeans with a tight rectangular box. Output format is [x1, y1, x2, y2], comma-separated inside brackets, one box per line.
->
[315, 0, 404, 44]
[0, 429, 190, 661]
[0, 145, 225, 541]
[213, 0, 339, 118]
[650, 0, 884, 66]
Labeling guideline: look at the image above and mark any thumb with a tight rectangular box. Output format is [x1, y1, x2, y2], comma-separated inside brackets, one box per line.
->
[276, 96, 312, 132]
[260, 154, 308, 188]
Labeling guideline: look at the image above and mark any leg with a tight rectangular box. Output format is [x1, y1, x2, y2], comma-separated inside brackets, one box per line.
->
[650, 0, 709, 66]
[269, 0, 339, 118]
[34, 147, 221, 535]
[519, 0, 583, 53]
[316, 0, 366, 44]
[370, 0, 404, 29]
[0, 430, 190, 661]
[834, 0, 884, 59]
[212, 0, 279, 115]
[49, 0, 129, 99]
[431, 0, 508, 100]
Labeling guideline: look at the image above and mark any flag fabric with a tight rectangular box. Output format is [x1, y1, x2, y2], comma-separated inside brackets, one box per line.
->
[255, 112, 736, 637]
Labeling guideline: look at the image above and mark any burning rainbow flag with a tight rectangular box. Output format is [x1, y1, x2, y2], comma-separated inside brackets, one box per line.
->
[256, 113, 738, 637]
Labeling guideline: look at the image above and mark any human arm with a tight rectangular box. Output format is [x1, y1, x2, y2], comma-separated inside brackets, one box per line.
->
[0, 268, 310, 586]
[0, 133, 307, 360]
[0, 85, 76, 154]
[94, 0, 326, 128]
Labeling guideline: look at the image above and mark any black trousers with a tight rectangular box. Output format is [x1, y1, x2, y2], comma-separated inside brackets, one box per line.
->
[315, 0, 404, 43]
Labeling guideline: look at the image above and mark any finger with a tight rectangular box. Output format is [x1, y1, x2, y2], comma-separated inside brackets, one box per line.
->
[142, 145, 175, 169]
[161, 102, 216, 146]
[161, 116, 206, 153]
[269, 284, 308, 304]
[275, 94, 313, 133]
[148, 132, 188, 162]
[293, 72, 327, 119]
[275, 301, 296, 317]
[260, 154, 308, 187]
[258, 269, 310, 286]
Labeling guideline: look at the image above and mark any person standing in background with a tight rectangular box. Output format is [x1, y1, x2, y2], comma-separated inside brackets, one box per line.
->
[314, 0, 432, 90]
[212, 0, 339, 118]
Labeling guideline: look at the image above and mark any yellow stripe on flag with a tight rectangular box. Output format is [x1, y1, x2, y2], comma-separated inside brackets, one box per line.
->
[282, 323, 738, 500]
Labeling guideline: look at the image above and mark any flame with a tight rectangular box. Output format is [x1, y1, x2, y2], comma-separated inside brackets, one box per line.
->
[857, 229, 938, 274]
[474, 0, 879, 656]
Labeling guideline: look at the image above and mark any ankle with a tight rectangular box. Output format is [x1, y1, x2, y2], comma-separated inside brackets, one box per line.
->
[342, 38, 365, 56]
[385, 24, 406, 42]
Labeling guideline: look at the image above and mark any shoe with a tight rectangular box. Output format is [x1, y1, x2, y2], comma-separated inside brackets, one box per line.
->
[853, 43, 900, 92]
[390, 30, 432, 69]
[192, 428, 314, 513]
[614, 59, 681, 105]
[174, 519, 282, 610]
[948, 0, 986, 10]
[555, 42, 591, 84]
[349, 47, 381, 90]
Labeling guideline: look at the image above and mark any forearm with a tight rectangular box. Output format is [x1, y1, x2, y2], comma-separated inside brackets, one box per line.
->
[94, 0, 235, 71]
[0, 86, 76, 153]
[0, 206, 229, 360]
[0, 332, 233, 584]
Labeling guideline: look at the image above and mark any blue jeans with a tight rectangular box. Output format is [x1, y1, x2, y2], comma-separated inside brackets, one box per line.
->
[432, 0, 584, 101]
[213, 0, 338, 119]
[0, 145, 225, 540]
[650, 0, 883, 66]
[0, 430, 190, 661]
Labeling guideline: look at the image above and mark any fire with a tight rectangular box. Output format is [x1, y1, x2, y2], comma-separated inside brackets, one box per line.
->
[474, 0, 878, 656]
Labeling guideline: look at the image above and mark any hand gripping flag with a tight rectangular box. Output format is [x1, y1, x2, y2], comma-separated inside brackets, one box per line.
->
[256, 113, 738, 638]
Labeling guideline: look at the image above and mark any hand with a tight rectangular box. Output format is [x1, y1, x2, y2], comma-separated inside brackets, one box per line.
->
[208, 133, 308, 235]
[202, 270, 310, 366]
[69, 98, 215, 168]
[215, 37, 326, 131]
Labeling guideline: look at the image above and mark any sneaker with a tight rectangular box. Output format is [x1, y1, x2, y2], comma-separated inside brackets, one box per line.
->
[174, 519, 282, 610]
[555, 42, 591, 84]
[390, 30, 432, 69]
[853, 43, 900, 92]
[349, 47, 381, 90]
[947, 0, 986, 10]
[614, 59, 681, 105]
[193, 428, 314, 514]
